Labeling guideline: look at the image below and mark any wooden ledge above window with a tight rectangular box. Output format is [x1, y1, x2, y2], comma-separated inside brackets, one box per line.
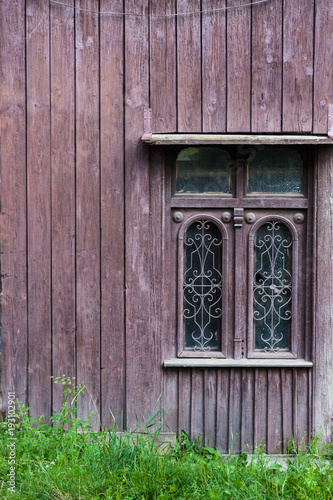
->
[142, 133, 333, 146]
[164, 358, 313, 368]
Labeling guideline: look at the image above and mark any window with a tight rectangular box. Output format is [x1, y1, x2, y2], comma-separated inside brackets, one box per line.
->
[167, 146, 312, 362]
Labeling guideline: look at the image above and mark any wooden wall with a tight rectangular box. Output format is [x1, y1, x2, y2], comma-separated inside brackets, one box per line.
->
[1, 0, 333, 450]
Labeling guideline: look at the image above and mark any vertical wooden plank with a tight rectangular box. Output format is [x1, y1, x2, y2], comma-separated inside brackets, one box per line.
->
[226, 0, 251, 132]
[282, 0, 314, 132]
[202, 0, 227, 132]
[26, 0, 51, 419]
[162, 150, 179, 434]
[229, 369, 242, 453]
[100, 0, 125, 429]
[164, 369, 179, 434]
[241, 369, 254, 452]
[125, 0, 157, 430]
[313, 147, 333, 444]
[295, 369, 309, 450]
[148, 146, 164, 430]
[254, 369, 267, 451]
[150, 0, 177, 132]
[0, 0, 28, 412]
[50, 0, 76, 414]
[251, 0, 283, 132]
[75, 0, 100, 424]
[191, 370, 204, 443]
[177, 0, 201, 132]
[204, 370, 217, 448]
[313, 1, 333, 133]
[178, 369, 191, 437]
[216, 369, 230, 453]
[267, 370, 282, 454]
[281, 369, 293, 453]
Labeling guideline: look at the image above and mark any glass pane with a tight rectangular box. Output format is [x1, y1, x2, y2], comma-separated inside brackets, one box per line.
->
[247, 148, 303, 194]
[183, 220, 222, 351]
[175, 147, 231, 194]
[253, 221, 292, 351]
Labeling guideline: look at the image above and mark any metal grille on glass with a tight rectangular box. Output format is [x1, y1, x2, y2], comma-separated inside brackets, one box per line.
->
[253, 221, 292, 352]
[183, 220, 222, 351]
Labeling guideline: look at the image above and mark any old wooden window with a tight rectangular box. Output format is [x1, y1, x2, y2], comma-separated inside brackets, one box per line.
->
[167, 145, 312, 363]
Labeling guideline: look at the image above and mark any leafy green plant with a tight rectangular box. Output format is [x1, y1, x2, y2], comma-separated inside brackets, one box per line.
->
[1, 377, 333, 499]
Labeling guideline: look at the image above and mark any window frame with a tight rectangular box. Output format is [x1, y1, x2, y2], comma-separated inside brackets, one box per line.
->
[164, 144, 313, 365]
[177, 214, 229, 358]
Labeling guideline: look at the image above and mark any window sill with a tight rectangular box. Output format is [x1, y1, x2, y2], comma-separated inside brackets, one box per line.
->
[163, 358, 313, 368]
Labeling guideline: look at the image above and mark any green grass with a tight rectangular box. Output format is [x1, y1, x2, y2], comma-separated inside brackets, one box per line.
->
[1, 377, 333, 499]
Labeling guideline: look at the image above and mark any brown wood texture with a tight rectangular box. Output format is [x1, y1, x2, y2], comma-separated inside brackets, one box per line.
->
[216, 370, 230, 453]
[0, 0, 28, 411]
[204, 370, 217, 448]
[267, 370, 283, 453]
[124, 0, 161, 429]
[254, 369, 268, 450]
[50, 0, 76, 414]
[241, 369, 254, 452]
[177, 0, 201, 132]
[150, 0, 177, 132]
[75, 0, 101, 425]
[251, 0, 283, 132]
[226, 0, 251, 132]
[1, 0, 333, 453]
[26, 0, 52, 419]
[178, 369, 192, 436]
[100, 0, 125, 429]
[313, 147, 333, 443]
[191, 370, 204, 443]
[202, 0, 227, 132]
[282, 0, 314, 132]
[313, 0, 333, 133]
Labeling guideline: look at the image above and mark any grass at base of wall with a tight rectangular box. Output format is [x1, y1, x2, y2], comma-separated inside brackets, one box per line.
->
[1, 377, 333, 500]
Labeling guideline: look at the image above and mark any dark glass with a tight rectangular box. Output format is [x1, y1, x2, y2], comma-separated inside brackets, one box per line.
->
[175, 147, 231, 194]
[247, 148, 303, 194]
[253, 221, 292, 351]
[183, 220, 222, 351]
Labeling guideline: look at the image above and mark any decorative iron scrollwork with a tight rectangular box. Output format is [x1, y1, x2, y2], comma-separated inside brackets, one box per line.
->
[253, 221, 292, 352]
[183, 220, 222, 351]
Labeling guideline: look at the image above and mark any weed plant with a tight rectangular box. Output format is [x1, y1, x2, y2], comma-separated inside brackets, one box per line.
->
[1, 377, 333, 499]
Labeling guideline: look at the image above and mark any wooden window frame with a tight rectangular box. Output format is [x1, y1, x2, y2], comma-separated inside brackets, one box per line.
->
[163, 143, 314, 367]
[247, 215, 300, 359]
[177, 214, 229, 358]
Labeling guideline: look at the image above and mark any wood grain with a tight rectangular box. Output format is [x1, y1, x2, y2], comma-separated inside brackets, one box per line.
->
[26, 0, 52, 419]
[281, 369, 293, 453]
[124, 0, 156, 430]
[251, 0, 283, 132]
[177, 0, 201, 132]
[313, 0, 333, 133]
[229, 369, 242, 453]
[202, 0, 227, 132]
[150, 0, 177, 132]
[267, 370, 282, 453]
[254, 369, 268, 451]
[282, 0, 314, 132]
[241, 369, 254, 452]
[178, 369, 192, 437]
[75, 0, 100, 426]
[204, 369, 217, 448]
[50, 0, 76, 414]
[0, 0, 28, 412]
[226, 0, 251, 132]
[216, 369, 230, 453]
[191, 370, 204, 443]
[313, 147, 333, 443]
[100, 0, 125, 430]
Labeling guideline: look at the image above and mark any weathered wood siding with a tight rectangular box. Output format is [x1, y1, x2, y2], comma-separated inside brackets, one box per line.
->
[1, 0, 332, 451]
